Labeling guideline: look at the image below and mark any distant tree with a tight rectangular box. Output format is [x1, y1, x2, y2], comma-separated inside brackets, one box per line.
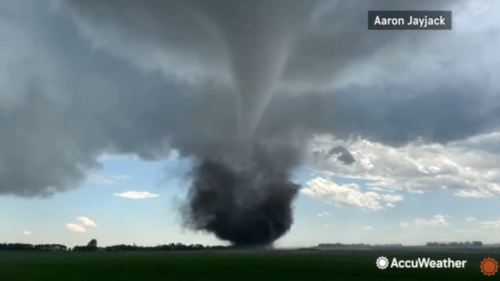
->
[87, 239, 98, 248]
[85, 239, 98, 251]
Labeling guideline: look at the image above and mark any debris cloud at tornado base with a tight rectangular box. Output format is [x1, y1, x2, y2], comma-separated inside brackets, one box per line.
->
[183, 142, 302, 247]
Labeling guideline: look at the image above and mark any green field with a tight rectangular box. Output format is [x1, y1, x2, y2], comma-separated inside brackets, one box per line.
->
[0, 248, 497, 280]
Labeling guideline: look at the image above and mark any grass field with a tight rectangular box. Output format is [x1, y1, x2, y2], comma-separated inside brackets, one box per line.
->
[0, 247, 497, 280]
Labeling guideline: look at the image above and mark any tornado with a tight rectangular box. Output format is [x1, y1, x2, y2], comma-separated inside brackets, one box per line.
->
[176, 0, 313, 246]
[62, 0, 314, 247]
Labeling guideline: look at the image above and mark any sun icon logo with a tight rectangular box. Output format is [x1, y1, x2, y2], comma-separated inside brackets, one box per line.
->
[376, 256, 389, 269]
[480, 257, 498, 276]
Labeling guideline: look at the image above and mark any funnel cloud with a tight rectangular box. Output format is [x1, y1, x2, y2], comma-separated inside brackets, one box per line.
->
[186, 0, 315, 138]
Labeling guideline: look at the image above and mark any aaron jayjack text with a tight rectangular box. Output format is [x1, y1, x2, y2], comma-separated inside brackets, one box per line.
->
[374, 15, 446, 28]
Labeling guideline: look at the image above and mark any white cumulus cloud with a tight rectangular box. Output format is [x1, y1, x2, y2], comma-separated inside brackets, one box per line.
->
[114, 191, 160, 199]
[76, 216, 97, 227]
[479, 218, 500, 230]
[399, 215, 449, 230]
[317, 212, 330, 217]
[307, 133, 500, 198]
[67, 216, 97, 232]
[22, 231, 32, 235]
[66, 223, 86, 233]
[301, 177, 404, 211]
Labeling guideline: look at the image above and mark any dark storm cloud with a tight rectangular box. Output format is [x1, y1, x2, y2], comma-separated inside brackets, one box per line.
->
[262, 83, 500, 147]
[61, 0, 317, 138]
[311, 146, 355, 165]
[282, 0, 459, 89]
[0, 0, 498, 233]
[328, 146, 356, 165]
[0, 0, 240, 196]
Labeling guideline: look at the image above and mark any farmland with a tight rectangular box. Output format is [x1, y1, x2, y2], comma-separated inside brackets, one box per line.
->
[0, 246, 497, 280]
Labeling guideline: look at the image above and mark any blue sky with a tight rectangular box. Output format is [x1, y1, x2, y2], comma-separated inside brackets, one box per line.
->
[2, 153, 499, 248]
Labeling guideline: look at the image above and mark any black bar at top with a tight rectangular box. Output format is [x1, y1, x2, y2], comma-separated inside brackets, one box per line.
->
[368, 11, 452, 30]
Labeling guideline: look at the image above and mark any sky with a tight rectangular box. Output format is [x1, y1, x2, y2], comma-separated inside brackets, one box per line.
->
[2, 0, 500, 248]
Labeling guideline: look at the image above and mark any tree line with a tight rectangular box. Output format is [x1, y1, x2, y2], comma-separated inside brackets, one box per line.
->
[426, 241, 483, 246]
[0, 239, 229, 252]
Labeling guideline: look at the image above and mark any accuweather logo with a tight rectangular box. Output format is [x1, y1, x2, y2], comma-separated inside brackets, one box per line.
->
[480, 257, 498, 276]
[376, 256, 467, 270]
